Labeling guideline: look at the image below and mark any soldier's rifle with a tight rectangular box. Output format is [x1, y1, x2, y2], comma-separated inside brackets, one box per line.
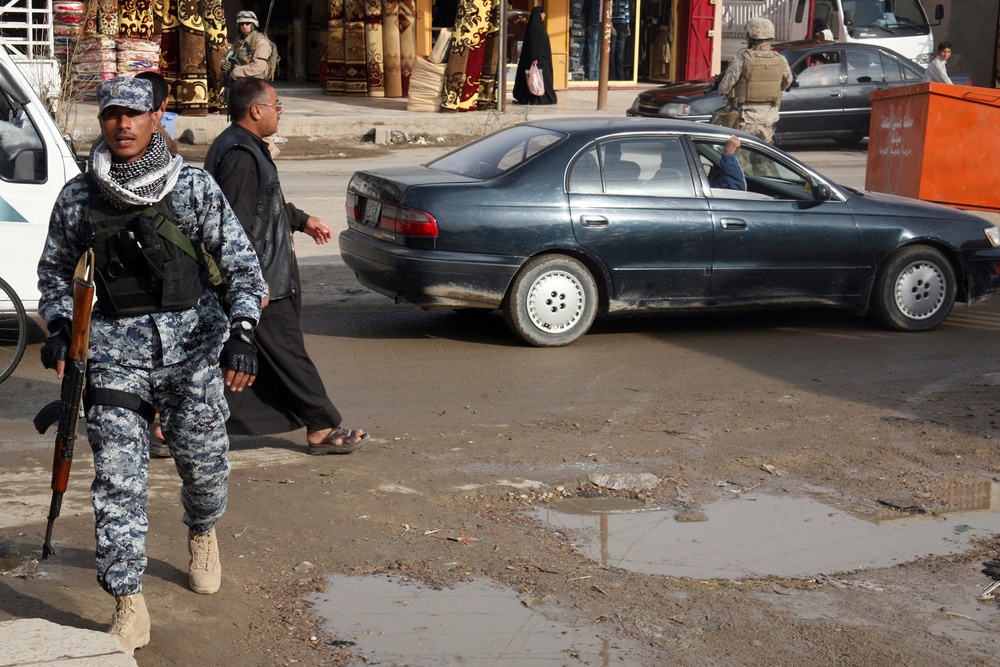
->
[33, 249, 95, 559]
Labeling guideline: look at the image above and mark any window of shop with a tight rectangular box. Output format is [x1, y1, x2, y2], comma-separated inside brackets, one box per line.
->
[567, 0, 641, 85]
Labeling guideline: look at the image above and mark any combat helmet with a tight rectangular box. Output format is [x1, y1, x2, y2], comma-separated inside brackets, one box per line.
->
[746, 17, 775, 41]
[235, 10, 259, 27]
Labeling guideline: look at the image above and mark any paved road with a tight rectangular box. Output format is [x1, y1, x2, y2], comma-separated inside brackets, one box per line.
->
[5, 141, 996, 451]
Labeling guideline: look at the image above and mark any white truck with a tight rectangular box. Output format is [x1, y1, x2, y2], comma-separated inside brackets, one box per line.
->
[0, 43, 81, 382]
[722, 0, 942, 65]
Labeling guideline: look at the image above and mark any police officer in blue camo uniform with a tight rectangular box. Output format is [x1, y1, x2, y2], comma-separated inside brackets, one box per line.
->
[36, 76, 267, 656]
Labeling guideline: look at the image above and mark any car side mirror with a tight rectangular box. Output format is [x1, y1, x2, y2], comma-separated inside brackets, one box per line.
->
[790, 74, 799, 88]
[812, 182, 831, 202]
[935, 4, 944, 21]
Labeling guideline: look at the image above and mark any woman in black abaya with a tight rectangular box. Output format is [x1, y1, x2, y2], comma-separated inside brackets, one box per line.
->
[513, 6, 557, 105]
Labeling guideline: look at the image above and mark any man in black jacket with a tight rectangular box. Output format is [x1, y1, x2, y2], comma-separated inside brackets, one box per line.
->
[204, 77, 369, 455]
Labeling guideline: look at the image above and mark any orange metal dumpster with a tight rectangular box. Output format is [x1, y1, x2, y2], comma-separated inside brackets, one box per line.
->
[866, 82, 1000, 212]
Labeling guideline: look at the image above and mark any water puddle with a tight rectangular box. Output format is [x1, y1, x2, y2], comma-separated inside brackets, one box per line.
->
[534, 482, 1000, 579]
[309, 575, 627, 665]
[0, 534, 42, 572]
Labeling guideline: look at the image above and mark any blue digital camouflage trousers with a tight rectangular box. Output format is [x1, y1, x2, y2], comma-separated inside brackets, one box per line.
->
[86, 354, 230, 597]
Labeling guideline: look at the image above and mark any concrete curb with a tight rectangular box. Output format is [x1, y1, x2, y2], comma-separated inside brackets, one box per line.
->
[64, 85, 651, 147]
[0, 618, 136, 666]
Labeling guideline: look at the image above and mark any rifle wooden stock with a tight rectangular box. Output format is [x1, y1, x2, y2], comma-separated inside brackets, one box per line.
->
[40, 249, 95, 559]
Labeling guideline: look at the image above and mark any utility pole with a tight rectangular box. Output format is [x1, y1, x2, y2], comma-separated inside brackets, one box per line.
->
[597, 0, 611, 109]
[498, 0, 507, 111]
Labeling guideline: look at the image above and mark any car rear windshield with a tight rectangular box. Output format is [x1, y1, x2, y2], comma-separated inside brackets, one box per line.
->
[427, 125, 565, 179]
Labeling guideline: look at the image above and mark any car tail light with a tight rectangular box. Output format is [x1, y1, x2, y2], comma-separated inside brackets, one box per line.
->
[346, 191, 360, 222]
[380, 204, 438, 237]
[985, 226, 1000, 247]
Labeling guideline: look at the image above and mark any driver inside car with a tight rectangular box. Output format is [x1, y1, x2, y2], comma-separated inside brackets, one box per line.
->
[708, 135, 747, 191]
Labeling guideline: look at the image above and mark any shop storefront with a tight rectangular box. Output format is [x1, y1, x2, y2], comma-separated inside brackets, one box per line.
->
[11, 0, 719, 106]
[551, 0, 719, 87]
[259, 0, 720, 94]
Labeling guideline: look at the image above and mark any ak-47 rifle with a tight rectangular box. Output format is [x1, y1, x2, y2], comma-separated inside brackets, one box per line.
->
[33, 249, 95, 559]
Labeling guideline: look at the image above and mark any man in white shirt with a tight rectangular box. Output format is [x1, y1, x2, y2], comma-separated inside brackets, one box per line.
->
[923, 41, 953, 84]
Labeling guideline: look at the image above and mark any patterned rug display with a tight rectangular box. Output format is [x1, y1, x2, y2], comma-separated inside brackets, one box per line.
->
[441, 0, 498, 112]
[327, 0, 427, 100]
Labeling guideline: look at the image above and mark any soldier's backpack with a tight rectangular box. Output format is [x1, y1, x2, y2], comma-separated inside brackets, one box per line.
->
[246, 33, 279, 81]
[262, 35, 279, 81]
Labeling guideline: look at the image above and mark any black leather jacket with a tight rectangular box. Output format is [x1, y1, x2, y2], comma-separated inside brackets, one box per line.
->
[205, 125, 303, 301]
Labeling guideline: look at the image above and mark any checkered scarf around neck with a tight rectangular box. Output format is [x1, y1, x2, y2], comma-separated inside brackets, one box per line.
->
[90, 130, 183, 209]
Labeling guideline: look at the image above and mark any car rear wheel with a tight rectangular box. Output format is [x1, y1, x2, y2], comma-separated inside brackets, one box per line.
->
[503, 255, 598, 347]
[871, 246, 956, 331]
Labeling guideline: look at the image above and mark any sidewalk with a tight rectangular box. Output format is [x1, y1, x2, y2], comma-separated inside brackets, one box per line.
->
[67, 84, 654, 146]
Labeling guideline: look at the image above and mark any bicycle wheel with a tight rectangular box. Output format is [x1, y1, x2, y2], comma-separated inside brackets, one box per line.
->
[0, 276, 27, 384]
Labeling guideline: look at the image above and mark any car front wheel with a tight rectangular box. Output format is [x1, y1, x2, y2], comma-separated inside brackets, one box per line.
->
[504, 254, 598, 347]
[871, 246, 956, 331]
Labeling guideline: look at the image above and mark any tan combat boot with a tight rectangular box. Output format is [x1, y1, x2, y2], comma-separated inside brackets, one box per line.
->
[108, 592, 150, 655]
[188, 527, 221, 594]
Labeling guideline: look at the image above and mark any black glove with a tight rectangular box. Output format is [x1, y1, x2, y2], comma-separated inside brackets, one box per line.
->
[222, 318, 257, 376]
[40, 318, 72, 370]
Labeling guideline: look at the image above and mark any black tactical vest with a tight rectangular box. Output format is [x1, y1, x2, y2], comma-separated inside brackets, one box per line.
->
[87, 183, 211, 316]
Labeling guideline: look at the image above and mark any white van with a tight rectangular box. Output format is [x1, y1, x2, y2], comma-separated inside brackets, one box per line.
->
[722, 0, 941, 65]
[0, 44, 81, 381]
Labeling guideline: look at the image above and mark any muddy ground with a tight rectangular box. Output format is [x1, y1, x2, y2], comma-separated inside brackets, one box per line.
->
[2, 142, 1000, 666]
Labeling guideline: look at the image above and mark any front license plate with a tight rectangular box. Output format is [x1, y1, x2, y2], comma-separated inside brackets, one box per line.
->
[363, 199, 382, 227]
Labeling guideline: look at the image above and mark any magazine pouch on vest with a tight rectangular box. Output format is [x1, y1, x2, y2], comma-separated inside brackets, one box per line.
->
[88, 191, 211, 316]
[732, 50, 785, 106]
[711, 104, 740, 129]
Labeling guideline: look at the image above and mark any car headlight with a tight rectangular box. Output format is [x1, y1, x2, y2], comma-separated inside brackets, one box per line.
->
[914, 52, 934, 66]
[660, 102, 691, 116]
[985, 226, 1000, 247]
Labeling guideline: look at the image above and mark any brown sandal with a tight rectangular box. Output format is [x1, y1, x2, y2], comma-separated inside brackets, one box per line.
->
[307, 427, 370, 455]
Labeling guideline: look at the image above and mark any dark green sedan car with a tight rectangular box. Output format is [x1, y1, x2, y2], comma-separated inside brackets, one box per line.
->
[340, 118, 1000, 347]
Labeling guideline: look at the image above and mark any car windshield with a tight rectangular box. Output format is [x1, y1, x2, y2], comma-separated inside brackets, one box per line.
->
[843, 0, 930, 34]
[779, 49, 799, 67]
[428, 125, 565, 179]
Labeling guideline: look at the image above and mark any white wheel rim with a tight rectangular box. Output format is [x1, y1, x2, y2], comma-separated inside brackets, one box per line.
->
[525, 269, 587, 333]
[893, 260, 946, 320]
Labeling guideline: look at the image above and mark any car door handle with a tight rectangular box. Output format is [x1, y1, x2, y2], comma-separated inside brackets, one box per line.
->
[720, 218, 747, 230]
[580, 215, 609, 227]
[830, 91, 842, 97]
